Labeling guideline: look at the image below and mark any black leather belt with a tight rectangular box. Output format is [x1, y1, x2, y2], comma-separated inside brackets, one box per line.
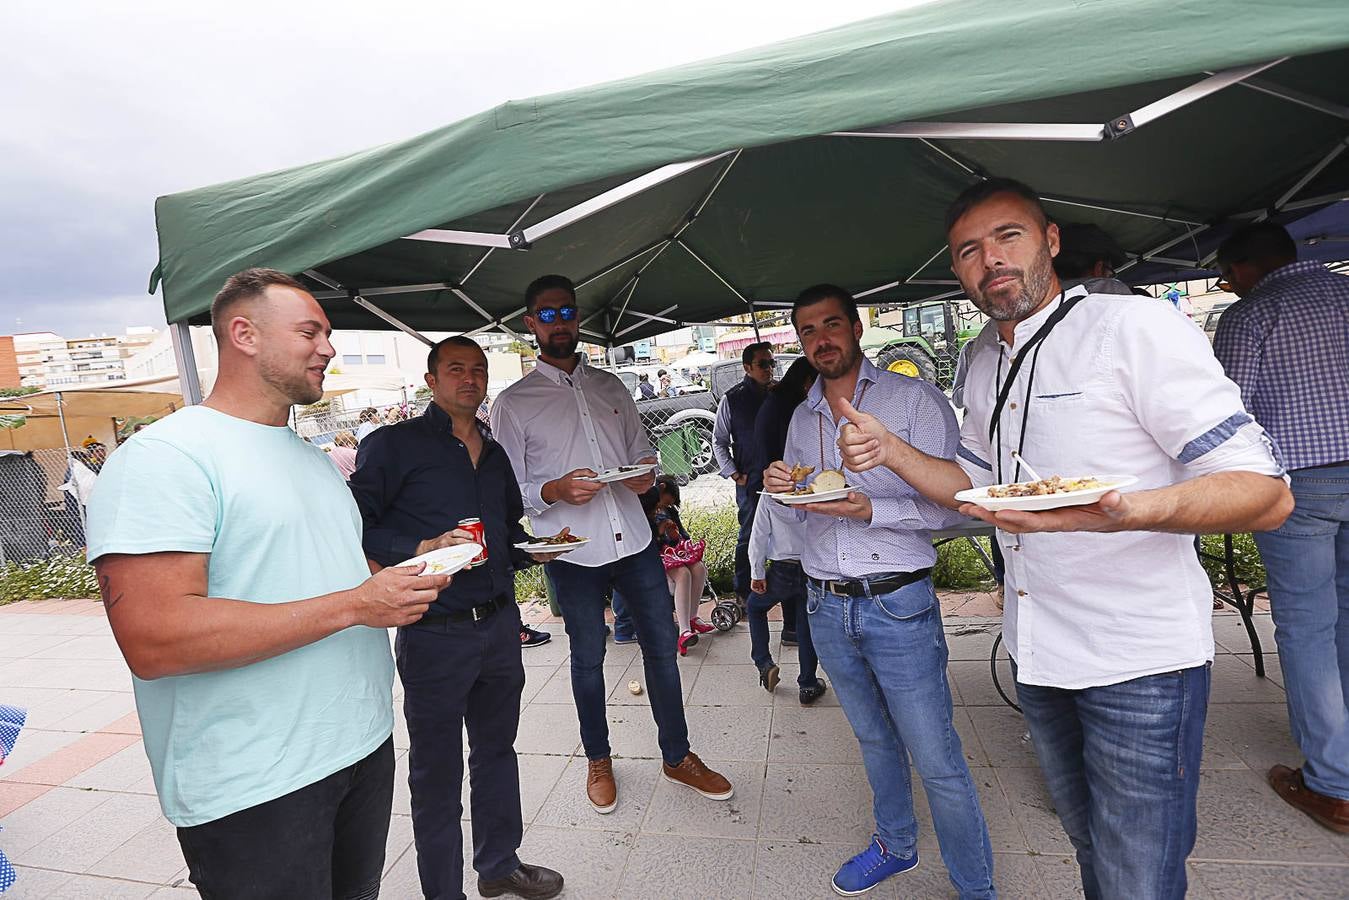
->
[809, 568, 931, 598]
[414, 595, 511, 628]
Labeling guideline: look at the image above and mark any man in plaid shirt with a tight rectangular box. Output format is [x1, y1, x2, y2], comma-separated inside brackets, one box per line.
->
[1213, 221, 1349, 834]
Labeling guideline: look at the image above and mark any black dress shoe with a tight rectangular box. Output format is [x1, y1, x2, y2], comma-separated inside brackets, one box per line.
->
[478, 862, 565, 899]
[799, 680, 828, 706]
[781, 631, 799, 647]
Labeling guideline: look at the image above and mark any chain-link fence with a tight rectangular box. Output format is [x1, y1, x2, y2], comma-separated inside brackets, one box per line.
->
[0, 447, 89, 567]
[0, 388, 742, 600]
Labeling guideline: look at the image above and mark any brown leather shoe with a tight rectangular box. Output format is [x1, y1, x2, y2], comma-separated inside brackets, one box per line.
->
[478, 862, 564, 899]
[1267, 764, 1349, 834]
[662, 751, 734, 800]
[586, 757, 617, 814]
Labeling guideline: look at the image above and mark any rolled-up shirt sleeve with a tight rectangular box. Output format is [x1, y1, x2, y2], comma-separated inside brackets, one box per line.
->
[348, 430, 424, 566]
[712, 396, 736, 478]
[491, 401, 554, 515]
[1115, 301, 1285, 479]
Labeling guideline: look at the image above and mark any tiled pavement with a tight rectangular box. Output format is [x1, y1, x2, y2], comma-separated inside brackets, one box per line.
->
[1, 598, 1346, 898]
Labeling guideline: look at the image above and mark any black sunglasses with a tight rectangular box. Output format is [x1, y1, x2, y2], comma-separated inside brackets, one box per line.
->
[533, 305, 578, 324]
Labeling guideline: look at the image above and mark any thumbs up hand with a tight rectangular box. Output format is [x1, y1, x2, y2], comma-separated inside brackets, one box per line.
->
[830, 395, 894, 473]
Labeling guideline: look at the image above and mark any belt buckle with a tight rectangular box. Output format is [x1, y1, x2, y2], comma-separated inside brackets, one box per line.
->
[827, 580, 848, 596]
[472, 604, 490, 622]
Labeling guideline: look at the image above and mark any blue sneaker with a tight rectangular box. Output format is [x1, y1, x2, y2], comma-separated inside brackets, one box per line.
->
[831, 836, 918, 896]
[613, 629, 638, 644]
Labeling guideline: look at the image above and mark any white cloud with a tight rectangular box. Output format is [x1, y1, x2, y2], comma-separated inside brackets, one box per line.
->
[2, 0, 928, 335]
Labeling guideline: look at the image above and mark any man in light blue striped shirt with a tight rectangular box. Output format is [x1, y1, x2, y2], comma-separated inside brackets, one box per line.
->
[763, 284, 992, 899]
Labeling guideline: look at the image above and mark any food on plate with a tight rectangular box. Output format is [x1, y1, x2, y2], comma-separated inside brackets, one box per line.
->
[426, 560, 453, 574]
[616, 465, 644, 473]
[813, 469, 847, 493]
[537, 528, 585, 545]
[789, 463, 815, 483]
[985, 475, 1107, 498]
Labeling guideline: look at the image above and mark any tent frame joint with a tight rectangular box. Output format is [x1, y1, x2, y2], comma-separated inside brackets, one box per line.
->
[1103, 113, 1135, 140]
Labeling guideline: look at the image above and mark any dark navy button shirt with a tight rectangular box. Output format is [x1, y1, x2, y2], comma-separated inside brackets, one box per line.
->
[349, 402, 533, 614]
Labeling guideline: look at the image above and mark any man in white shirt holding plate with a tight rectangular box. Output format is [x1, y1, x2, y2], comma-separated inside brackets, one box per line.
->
[492, 274, 733, 817]
[832, 178, 1292, 900]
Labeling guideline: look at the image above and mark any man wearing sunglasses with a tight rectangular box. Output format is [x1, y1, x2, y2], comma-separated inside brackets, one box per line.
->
[491, 274, 734, 816]
[713, 341, 776, 610]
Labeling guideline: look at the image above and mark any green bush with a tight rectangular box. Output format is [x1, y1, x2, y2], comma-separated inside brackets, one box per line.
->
[0, 553, 99, 605]
[1197, 532, 1265, 589]
[932, 536, 998, 589]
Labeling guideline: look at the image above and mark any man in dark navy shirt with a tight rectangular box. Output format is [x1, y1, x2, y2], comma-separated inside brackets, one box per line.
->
[350, 336, 564, 900]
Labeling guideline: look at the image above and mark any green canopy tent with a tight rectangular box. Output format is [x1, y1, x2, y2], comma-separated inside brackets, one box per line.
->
[152, 0, 1349, 402]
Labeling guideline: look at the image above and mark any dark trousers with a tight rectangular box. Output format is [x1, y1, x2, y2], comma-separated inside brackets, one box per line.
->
[545, 544, 691, 765]
[397, 603, 526, 900]
[734, 483, 760, 598]
[176, 737, 394, 900]
[748, 559, 819, 687]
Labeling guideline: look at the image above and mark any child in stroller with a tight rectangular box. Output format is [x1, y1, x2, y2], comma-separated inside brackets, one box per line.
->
[643, 475, 714, 656]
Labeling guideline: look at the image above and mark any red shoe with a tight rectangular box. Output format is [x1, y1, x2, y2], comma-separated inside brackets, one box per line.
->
[678, 630, 699, 656]
[689, 617, 715, 635]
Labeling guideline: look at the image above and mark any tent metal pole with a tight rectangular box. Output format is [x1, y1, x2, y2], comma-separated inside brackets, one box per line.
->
[1223, 76, 1349, 122]
[311, 282, 453, 300]
[169, 322, 204, 405]
[1278, 191, 1349, 213]
[1116, 223, 1211, 274]
[449, 288, 524, 342]
[351, 295, 435, 347]
[1274, 139, 1348, 210]
[1124, 59, 1285, 131]
[519, 153, 731, 246]
[919, 139, 978, 176]
[615, 305, 679, 339]
[575, 240, 669, 291]
[856, 280, 900, 300]
[1041, 196, 1204, 227]
[403, 228, 514, 249]
[462, 194, 546, 284]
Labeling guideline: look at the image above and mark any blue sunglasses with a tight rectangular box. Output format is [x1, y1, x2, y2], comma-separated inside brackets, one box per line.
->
[534, 305, 578, 324]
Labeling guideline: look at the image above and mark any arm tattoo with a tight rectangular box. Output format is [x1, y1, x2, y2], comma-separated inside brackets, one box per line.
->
[99, 573, 125, 610]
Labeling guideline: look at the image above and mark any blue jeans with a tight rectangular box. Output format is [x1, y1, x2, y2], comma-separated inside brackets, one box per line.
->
[610, 589, 635, 640]
[749, 560, 819, 687]
[1015, 664, 1210, 900]
[734, 484, 758, 597]
[1253, 461, 1349, 800]
[807, 579, 995, 899]
[545, 545, 690, 766]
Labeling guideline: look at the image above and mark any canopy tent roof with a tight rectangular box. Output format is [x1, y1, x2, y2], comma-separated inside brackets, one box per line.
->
[152, 0, 1349, 349]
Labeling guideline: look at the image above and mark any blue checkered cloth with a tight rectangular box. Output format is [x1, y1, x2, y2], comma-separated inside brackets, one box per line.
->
[1213, 261, 1349, 471]
[1, 703, 28, 894]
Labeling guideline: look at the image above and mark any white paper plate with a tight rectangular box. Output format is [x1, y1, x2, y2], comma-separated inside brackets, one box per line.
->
[514, 537, 591, 553]
[583, 463, 658, 483]
[395, 543, 482, 576]
[955, 475, 1138, 512]
[762, 486, 859, 505]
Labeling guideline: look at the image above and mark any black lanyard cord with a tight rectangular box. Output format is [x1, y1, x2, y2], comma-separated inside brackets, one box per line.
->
[988, 292, 1081, 483]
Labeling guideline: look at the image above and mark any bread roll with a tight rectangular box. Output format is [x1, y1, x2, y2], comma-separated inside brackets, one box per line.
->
[813, 469, 846, 492]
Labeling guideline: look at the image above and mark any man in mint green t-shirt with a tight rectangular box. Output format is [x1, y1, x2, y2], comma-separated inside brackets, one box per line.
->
[87, 268, 449, 899]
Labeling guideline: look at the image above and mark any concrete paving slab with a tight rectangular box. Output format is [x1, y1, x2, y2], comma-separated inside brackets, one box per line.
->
[616, 833, 756, 900]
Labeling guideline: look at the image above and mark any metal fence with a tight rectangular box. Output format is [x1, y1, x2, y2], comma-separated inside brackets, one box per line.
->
[0, 447, 88, 567]
[0, 394, 740, 599]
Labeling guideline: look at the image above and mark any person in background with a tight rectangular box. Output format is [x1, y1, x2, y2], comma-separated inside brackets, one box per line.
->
[327, 430, 358, 481]
[637, 372, 657, 400]
[1213, 220, 1349, 834]
[1051, 222, 1136, 295]
[713, 341, 775, 612]
[351, 335, 564, 900]
[356, 407, 382, 442]
[749, 355, 825, 701]
[61, 437, 105, 526]
[835, 178, 1291, 897]
[86, 267, 448, 898]
[657, 369, 678, 398]
[492, 274, 733, 817]
[643, 475, 713, 655]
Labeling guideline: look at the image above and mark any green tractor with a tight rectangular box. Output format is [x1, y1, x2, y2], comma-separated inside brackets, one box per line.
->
[864, 299, 983, 391]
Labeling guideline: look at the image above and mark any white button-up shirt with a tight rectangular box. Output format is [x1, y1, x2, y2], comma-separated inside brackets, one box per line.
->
[747, 493, 804, 580]
[491, 356, 656, 568]
[956, 286, 1285, 690]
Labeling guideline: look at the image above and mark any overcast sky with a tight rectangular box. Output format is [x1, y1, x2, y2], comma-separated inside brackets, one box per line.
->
[3, 0, 927, 339]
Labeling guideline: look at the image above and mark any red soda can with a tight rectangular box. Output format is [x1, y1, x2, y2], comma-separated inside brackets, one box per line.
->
[458, 518, 488, 568]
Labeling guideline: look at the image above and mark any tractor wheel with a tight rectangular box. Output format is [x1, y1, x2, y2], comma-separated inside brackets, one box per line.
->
[876, 346, 938, 383]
